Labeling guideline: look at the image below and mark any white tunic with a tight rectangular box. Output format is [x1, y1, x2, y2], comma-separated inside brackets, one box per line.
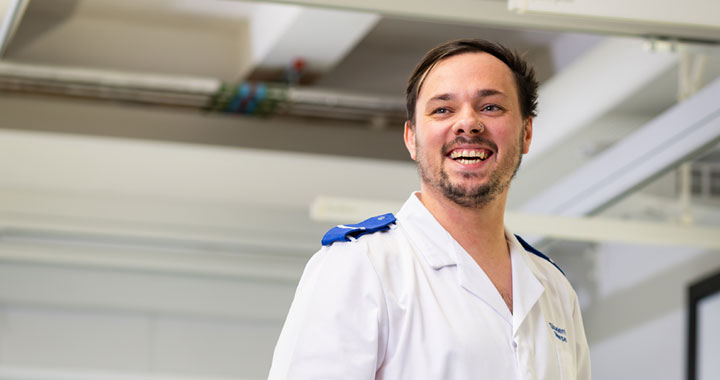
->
[268, 193, 591, 380]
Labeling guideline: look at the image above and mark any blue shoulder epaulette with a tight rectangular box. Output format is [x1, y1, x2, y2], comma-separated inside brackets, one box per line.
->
[321, 213, 396, 246]
[514, 234, 565, 276]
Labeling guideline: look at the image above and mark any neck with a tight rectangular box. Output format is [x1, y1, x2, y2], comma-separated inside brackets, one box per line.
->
[417, 184, 509, 261]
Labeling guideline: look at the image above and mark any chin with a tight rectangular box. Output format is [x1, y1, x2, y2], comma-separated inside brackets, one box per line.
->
[452, 177, 490, 191]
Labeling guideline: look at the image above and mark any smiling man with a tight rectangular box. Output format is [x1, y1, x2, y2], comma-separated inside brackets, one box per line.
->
[268, 39, 591, 380]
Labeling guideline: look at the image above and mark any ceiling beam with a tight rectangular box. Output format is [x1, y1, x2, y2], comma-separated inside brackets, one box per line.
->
[246, 0, 720, 42]
[504, 212, 720, 250]
[521, 75, 720, 217]
[508, 0, 719, 31]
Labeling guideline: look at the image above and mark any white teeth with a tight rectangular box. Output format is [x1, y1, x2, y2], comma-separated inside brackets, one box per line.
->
[457, 158, 480, 164]
[450, 150, 490, 161]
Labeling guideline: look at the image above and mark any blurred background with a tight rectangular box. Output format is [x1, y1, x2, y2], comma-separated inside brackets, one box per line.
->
[0, 0, 719, 379]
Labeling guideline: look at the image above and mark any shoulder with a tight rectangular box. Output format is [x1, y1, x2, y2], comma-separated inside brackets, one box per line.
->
[312, 213, 409, 277]
[292, 214, 405, 304]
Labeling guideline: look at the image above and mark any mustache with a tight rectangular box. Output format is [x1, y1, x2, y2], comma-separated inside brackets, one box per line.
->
[442, 136, 498, 156]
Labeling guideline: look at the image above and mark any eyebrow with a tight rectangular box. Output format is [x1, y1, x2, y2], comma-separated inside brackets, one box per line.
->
[427, 89, 507, 103]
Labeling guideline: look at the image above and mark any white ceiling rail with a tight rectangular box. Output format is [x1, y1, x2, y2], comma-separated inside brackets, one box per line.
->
[252, 0, 720, 42]
[521, 75, 720, 217]
[508, 0, 720, 31]
[504, 212, 720, 251]
[309, 196, 720, 250]
[0, 0, 29, 57]
[524, 37, 678, 165]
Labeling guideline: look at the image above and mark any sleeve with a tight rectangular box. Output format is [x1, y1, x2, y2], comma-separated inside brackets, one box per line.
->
[571, 292, 591, 380]
[267, 244, 389, 380]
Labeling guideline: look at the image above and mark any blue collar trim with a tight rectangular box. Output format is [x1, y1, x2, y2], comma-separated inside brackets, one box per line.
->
[514, 234, 566, 276]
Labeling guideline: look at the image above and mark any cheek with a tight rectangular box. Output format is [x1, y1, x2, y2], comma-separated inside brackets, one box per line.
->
[420, 129, 445, 150]
[496, 131, 523, 158]
[414, 122, 452, 161]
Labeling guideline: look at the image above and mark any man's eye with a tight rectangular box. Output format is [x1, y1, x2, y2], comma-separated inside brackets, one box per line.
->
[482, 105, 502, 112]
[432, 107, 449, 114]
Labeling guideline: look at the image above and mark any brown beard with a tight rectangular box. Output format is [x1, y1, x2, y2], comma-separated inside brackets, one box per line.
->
[416, 131, 524, 208]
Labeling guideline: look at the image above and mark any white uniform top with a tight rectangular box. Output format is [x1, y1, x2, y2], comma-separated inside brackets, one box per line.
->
[268, 193, 591, 380]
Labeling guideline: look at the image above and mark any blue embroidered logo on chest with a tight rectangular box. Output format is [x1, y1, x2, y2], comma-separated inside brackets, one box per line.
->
[321, 213, 396, 246]
[549, 322, 568, 343]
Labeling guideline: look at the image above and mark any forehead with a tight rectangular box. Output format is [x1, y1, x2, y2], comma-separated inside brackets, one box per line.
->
[418, 52, 517, 101]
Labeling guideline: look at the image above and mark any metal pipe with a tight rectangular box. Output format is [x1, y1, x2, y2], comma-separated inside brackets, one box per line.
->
[0, 61, 406, 125]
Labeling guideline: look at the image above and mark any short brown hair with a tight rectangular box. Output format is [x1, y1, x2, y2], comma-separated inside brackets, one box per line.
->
[405, 39, 538, 123]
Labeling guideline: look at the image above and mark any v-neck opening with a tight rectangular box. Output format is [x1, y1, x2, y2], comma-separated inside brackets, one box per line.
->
[451, 237, 513, 323]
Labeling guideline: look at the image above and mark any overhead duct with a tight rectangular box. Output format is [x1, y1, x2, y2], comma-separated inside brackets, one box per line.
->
[0, 61, 406, 126]
[521, 75, 720, 217]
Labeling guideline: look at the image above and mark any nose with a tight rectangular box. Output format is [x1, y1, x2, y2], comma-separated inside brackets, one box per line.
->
[452, 106, 484, 135]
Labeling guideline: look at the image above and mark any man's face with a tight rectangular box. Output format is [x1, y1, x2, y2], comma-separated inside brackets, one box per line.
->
[404, 52, 533, 208]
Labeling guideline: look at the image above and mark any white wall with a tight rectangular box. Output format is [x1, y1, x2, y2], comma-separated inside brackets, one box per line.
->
[584, 242, 720, 380]
[0, 105, 418, 379]
[0, 261, 291, 379]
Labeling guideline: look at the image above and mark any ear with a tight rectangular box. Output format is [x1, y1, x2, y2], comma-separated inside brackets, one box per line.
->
[522, 117, 533, 154]
[404, 121, 417, 160]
